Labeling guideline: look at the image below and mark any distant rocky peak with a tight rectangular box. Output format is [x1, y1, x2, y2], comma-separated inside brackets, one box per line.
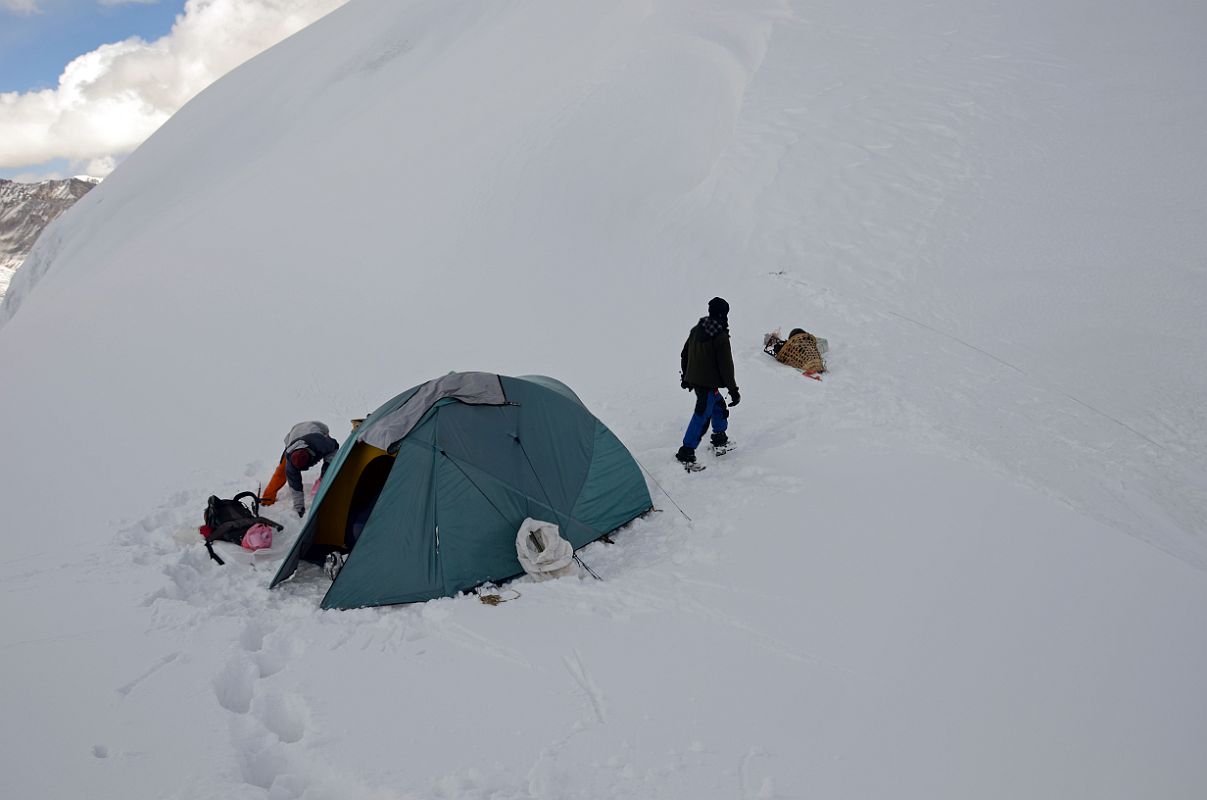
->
[0, 177, 99, 300]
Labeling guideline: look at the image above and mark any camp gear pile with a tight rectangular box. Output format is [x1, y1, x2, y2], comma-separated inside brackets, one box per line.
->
[199, 492, 283, 565]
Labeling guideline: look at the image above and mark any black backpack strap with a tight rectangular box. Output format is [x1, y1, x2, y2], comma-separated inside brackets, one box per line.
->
[204, 540, 226, 566]
[232, 490, 261, 515]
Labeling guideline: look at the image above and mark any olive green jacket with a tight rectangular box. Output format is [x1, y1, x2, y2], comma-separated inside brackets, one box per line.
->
[681, 317, 738, 392]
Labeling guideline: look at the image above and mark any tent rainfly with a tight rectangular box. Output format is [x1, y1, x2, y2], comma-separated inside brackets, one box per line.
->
[269, 372, 653, 608]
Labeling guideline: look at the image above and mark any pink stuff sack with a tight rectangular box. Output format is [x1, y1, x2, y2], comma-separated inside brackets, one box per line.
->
[242, 523, 274, 551]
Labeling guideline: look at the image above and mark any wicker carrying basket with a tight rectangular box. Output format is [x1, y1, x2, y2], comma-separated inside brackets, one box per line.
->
[775, 331, 826, 373]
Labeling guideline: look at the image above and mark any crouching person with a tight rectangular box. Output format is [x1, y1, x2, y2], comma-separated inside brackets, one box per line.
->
[261, 421, 340, 517]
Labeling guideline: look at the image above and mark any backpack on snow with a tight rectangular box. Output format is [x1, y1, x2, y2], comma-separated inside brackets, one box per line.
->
[199, 492, 283, 565]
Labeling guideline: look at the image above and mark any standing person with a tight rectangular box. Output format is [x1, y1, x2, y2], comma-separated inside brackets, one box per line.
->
[260, 420, 340, 517]
[677, 297, 740, 465]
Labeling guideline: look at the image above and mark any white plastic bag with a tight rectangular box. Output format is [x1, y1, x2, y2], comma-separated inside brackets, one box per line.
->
[515, 518, 578, 580]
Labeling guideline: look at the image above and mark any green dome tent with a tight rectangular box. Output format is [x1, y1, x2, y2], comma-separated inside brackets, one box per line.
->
[269, 372, 653, 609]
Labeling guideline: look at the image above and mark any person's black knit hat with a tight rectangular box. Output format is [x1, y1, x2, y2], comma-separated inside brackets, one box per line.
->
[707, 297, 730, 319]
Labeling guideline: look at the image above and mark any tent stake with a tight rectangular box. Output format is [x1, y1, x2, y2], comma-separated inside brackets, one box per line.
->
[574, 554, 601, 580]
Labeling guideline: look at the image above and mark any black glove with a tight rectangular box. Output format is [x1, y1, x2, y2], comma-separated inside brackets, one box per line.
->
[728, 389, 741, 407]
[680, 372, 691, 391]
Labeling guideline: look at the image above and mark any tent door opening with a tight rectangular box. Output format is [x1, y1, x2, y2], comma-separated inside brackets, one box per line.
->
[346, 454, 394, 549]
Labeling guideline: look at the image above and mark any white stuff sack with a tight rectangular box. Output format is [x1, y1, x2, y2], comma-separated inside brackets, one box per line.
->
[516, 518, 578, 580]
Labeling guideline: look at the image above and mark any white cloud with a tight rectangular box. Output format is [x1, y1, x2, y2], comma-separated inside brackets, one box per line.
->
[0, 0, 350, 176]
[9, 168, 64, 182]
[1, 0, 40, 15]
[82, 155, 117, 176]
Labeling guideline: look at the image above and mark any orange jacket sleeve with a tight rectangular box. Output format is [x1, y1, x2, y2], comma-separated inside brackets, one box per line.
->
[262, 456, 287, 503]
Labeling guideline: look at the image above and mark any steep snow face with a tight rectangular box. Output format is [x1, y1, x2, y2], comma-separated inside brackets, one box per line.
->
[0, 0, 796, 527]
[1, 1, 1206, 799]
[3, 0, 1203, 561]
[0, 177, 97, 300]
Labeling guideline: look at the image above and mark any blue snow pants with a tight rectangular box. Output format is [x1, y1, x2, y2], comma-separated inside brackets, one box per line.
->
[682, 388, 728, 449]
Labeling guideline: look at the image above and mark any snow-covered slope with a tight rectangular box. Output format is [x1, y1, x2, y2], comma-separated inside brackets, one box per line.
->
[1, 1, 1205, 798]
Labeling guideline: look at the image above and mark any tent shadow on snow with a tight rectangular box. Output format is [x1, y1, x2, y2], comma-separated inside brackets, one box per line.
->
[270, 372, 653, 609]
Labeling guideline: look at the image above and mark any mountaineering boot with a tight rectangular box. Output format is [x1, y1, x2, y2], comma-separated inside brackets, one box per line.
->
[677, 445, 705, 472]
[709, 432, 733, 457]
[325, 552, 346, 580]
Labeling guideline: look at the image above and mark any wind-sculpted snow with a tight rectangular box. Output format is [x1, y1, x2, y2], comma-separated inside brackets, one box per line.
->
[1, 0, 1206, 798]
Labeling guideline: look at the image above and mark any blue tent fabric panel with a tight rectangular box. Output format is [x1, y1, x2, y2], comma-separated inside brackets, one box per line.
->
[441, 450, 602, 548]
[430, 404, 546, 500]
[270, 513, 318, 589]
[501, 376, 596, 509]
[321, 438, 442, 608]
[511, 374, 584, 406]
[573, 421, 654, 533]
[432, 453, 535, 594]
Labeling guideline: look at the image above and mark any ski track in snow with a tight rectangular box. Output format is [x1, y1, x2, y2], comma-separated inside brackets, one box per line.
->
[562, 648, 607, 724]
[116, 652, 181, 698]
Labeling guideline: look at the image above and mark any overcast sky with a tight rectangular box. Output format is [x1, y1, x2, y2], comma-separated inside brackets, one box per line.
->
[0, 0, 349, 182]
